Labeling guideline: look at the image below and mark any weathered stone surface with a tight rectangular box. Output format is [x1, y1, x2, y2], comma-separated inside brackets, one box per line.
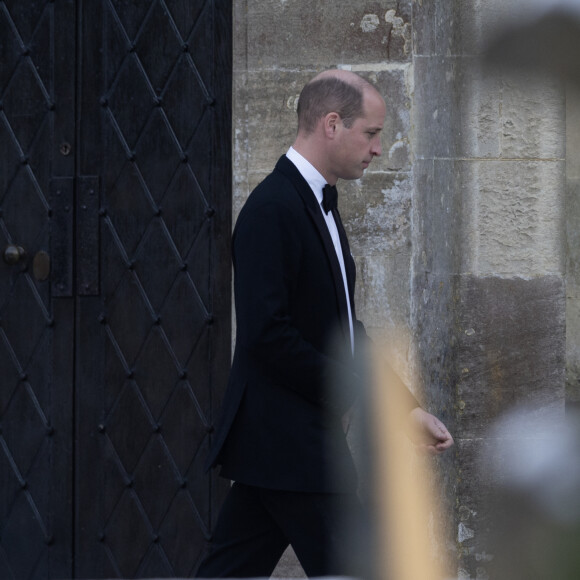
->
[413, 55, 461, 159]
[413, 157, 565, 278]
[369, 68, 412, 172]
[232, 0, 247, 73]
[412, 0, 474, 58]
[454, 275, 566, 439]
[452, 437, 499, 580]
[413, 0, 535, 58]
[243, 0, 412, 68]
[340, 171, 411, 254]
[414, 51, 564, 164]
[234, 70, 310, 176]
[566, 295, 580, 404]
[501, 73, 565, 159]
[413, 273, 565, 437]
[355, 252, 411, 335]
[414, 55, 502, 160]
[339, 168, 413, 348]
[568, 86, 580, 179]
[462, 160, 565, 276]
[411, 270, 460, 424]
[412, 159, 465, 275]
[566, 89, 580, 405]
[414, 273, 566, 579]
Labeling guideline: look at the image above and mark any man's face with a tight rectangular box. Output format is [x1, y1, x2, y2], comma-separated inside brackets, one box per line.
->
[330, 89, 386, 182]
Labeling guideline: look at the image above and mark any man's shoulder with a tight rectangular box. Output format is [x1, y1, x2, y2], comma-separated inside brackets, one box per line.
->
[245, 157, 306, 209]
[234, 159, 309, 237]
[262, 155, 303, 190]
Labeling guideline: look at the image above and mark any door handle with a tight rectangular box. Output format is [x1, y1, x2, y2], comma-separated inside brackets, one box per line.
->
[3, 245, 27, 265]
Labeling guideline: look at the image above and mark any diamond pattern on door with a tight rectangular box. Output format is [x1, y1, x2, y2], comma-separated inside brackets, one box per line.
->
[1, 0, 230, 576]
[0, 1, 73, 579]
[76, 0, 231, 577]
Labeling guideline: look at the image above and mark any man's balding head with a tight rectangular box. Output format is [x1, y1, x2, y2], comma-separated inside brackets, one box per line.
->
[296, 70, 379, 135]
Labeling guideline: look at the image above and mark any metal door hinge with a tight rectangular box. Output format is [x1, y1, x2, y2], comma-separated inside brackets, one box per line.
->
[77, 176, 99, 296]
[50, 176, 99, 297]
[50, 177, 74, 297]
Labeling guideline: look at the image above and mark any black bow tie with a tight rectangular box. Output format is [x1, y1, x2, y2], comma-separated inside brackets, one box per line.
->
[322, 184, 338, 214]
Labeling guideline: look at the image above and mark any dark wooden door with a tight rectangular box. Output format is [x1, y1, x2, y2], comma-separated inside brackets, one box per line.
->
[0, 1, 231, 578]
[0, 1, 75, 578]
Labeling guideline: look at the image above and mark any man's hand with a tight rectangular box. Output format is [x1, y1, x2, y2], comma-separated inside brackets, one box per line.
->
[406, 407, 454, 455]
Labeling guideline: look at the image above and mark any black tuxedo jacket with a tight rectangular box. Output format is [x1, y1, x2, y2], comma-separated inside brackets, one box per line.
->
[206, 156, 417, 493]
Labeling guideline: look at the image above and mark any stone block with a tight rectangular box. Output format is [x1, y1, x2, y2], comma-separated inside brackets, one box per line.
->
[566, 296, 580, 404]
[412, 273, 566, 442]
[413, 0, 532, 58]
[355, 251, 411, 334]
[414, 158, 565, 278]
[354, 250, 415, 396]
[454, 275, 565, 439]
[413, 56, 458, 159]
[244, 0, 412, 69]
[411, 270, 460, 427]
[452, 437, 500, 580]
[412, 159, 465, 276]
[373, 68, 412, 172]
[339, 171, 411, 255]
[567, 86, 580, 178]
[232, 170, 269, 224]
[412, 0, 460, 57]
[567, 92, 580, 406]
[233, 0, 247, 73]
[565, 180, 580, 289]
[501, 73, 565, 160]
[461, 160, 565, 276]
[233, 70, 310, 177]
[414, 58, 565, 164]
[414, 55, 502, 160]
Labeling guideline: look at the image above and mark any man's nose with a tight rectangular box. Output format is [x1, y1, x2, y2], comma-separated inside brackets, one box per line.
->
[372, 138, 382, 156]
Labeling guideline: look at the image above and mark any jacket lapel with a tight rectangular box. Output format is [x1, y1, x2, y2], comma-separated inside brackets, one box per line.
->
[332, 207, 357, 322]
[275, 156, 353, 345]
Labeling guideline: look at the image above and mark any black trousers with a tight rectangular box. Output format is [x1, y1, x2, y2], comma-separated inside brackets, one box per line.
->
[196, 482, 365, 578]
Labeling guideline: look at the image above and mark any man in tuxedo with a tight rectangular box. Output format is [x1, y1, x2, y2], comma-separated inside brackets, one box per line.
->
[197, 69, 453, 578]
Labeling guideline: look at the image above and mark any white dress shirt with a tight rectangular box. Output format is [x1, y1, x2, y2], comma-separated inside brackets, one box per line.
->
[286, 147, 354, 353]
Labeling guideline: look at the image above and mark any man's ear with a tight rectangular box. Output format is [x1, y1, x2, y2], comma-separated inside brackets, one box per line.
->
[323, 112, 340, 139]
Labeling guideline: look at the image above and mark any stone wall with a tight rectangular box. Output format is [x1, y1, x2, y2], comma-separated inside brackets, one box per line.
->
[567, 84, 580, 407]
[232, 1, 567, 578]
[412, 1, 566, 578]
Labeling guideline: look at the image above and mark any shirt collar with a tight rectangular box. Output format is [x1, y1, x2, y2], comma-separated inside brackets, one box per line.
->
[286, 147, 327, 205]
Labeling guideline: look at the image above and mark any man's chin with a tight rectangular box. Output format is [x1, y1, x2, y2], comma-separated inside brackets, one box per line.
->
[338, 167, 366, 181]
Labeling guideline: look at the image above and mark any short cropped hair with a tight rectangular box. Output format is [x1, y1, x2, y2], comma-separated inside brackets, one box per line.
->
[296, 76, 366, 134]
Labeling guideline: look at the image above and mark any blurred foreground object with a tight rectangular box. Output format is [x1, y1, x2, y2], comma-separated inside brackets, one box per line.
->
[367, 346, 452, 580]
[485, 1, 580, 85]
[480, 407, 580, 579]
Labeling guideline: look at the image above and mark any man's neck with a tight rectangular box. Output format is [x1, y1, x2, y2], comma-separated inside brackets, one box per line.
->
[291, 139, 336, 185]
